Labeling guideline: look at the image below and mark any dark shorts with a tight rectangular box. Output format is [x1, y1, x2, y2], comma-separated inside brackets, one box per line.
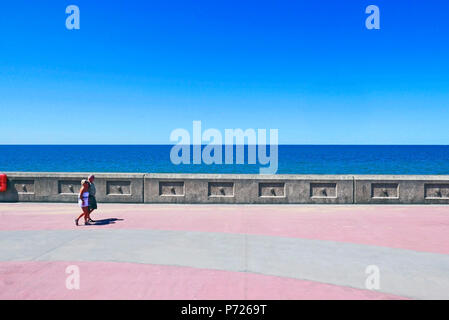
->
[88, 195, 97, 210]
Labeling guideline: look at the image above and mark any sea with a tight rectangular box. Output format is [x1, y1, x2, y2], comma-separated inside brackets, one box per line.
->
[1, 145, 449, 175]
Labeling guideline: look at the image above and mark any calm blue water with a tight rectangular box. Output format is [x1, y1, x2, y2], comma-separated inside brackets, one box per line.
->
[1, 145, 449, 174]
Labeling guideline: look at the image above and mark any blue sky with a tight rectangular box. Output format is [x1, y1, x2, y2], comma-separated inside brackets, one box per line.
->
[0, 0, 448, 144]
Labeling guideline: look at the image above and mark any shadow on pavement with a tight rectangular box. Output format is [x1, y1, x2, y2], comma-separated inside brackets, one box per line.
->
[91, 218, 124, 226]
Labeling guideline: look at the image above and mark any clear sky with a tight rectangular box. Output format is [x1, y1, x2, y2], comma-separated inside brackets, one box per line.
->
[0, 0, 448, 144]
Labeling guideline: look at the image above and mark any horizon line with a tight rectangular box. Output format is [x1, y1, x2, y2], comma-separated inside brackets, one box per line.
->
[1, 144, 449, 147]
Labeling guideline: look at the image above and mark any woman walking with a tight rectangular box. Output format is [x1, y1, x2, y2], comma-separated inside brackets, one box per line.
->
[75, 179, 91, 226]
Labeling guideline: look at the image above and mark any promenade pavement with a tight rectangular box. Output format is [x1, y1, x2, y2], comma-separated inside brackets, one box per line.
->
[1, 203, 448, 299]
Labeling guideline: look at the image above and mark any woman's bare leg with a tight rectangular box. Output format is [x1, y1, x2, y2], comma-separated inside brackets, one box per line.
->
[82, 207, 90, 223]
[75, 211, 85, 225]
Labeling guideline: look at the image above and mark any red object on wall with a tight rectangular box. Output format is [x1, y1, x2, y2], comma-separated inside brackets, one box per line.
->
[0, 174, 7, 192]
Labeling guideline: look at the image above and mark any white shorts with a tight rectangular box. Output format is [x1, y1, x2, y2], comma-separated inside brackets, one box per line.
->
[79, 198, 89, 208]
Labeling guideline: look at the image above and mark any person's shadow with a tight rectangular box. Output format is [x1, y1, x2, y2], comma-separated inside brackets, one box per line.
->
[91, 218, 124, 226]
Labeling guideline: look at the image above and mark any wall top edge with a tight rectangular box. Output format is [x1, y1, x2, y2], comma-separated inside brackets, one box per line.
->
[1, 172, 146, 178]
[2, 172, 449, 180]
[144, 173, 354, 180]
[352, 175, 449, 180]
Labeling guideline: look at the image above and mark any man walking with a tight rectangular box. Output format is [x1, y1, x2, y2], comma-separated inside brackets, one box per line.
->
[87, 175, 98, 223]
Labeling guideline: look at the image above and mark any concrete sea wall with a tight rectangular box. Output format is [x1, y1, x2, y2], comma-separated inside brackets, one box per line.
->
[1, 172, 449, 204]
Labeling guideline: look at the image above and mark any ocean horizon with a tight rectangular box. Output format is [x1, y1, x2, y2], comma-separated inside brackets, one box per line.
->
[1, 145, 449, 175]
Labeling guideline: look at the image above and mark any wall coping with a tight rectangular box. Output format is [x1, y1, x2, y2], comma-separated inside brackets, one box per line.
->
[4, 172, 449, 180]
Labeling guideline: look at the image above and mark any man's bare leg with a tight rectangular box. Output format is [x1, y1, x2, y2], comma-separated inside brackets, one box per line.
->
[88, 209, 96, 222]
